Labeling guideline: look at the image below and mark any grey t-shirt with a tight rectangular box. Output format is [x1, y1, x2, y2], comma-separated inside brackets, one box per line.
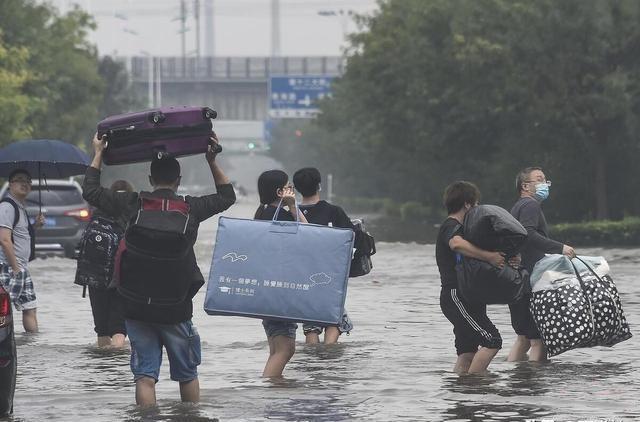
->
[0, 194, 32, 269]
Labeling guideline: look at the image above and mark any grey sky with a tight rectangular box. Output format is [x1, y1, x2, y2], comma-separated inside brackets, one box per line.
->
[42, 0, 380, 57]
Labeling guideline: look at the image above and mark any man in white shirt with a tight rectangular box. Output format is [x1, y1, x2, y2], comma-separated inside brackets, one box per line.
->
[0, 169, 44, 333]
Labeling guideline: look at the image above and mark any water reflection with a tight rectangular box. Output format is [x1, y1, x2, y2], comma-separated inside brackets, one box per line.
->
[125, 402, 219, 422]
[442, 401, 553, 422]
[78, 346, 131, 390]
[441, 372, 553, 421]
[263, 395, 354, 422]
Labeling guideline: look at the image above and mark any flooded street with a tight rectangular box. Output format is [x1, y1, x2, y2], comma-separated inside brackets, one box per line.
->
[6, 198, 640, 421]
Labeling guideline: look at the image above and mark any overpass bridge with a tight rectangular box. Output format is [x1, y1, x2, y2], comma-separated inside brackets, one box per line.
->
[127, 56, 344, 121]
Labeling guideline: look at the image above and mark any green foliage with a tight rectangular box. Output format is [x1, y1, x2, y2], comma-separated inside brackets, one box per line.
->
[399, 201, 435, 222]
[0, 0, 140, 148]
[0, 34, 36, 142]
[550, 217, 640, 246]
[333, 196, 391, 213]
[269, 0, 640, 224]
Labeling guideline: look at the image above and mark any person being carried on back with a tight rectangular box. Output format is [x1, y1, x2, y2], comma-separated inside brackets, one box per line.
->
[82, 132, 235, 406]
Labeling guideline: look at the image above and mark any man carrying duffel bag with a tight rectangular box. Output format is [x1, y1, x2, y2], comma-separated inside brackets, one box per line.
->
[435, 181, 506, 374]
[508, 167, 576, 362]
[82, 131, 235, 406]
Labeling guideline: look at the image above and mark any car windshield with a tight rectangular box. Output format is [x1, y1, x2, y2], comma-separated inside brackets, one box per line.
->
[26, 186, 84, 206]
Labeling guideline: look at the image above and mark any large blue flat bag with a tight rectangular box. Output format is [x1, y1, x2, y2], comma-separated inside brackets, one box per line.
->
[204, 216, 354, 324]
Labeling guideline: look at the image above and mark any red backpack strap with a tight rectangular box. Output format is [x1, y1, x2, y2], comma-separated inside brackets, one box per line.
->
[111, 238, 127, 288]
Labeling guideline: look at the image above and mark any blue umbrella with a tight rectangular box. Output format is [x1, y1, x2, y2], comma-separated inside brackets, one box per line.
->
[0, 139, 90, 212]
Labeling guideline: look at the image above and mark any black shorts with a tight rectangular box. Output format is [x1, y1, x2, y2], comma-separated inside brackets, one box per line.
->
[440, 287, 502, 355]
[88, 286, 126, 337]
[508, 294, 541, 340]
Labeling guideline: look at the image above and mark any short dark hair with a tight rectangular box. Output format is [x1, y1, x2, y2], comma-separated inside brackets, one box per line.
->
[257, 169, 288, 205]
[110, 179, 134, 193]
[8, 168, 31, 182]
[150, 155, 180, 185]
[293, 167, 321, 197]
[515, 166, 543, 194]
[443, 181, 481, 214]
[255, 169, 289, 218]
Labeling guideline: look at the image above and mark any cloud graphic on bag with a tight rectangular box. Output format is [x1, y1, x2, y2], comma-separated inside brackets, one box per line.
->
[309, 272, 332, 287]
[222, 252, 248, 262]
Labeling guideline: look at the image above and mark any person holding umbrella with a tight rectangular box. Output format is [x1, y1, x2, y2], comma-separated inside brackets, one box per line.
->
[0, 139, 91, 333]
[0, 169, 44, 332]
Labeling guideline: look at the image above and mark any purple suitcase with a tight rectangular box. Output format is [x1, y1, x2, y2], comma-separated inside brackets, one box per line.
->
[97, 106, 219, 165]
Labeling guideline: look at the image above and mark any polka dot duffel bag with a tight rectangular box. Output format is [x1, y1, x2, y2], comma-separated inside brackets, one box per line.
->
[529, 255, 632, 357]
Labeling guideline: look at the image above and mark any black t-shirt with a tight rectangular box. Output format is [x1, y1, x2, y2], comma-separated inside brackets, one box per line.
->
[511, 196, 563, 272]
[255, 204, 295, 221]
[298, 200, 354, 229]
[435, 217, 463, 289]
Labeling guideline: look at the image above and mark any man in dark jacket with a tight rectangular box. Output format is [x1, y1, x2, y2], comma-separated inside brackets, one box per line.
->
[508, 166, 575, 362]
[82, 133, 235, 406]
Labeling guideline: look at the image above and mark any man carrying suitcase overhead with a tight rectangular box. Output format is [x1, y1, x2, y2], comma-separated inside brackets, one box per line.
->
[82, 132, 235, 406]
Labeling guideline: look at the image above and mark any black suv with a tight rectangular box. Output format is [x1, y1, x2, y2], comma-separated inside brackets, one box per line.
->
[0, 179, 91, 258]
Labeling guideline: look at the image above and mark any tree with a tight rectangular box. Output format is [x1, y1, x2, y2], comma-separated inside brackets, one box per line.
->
[269, 0, 640, 222]
[0, 34, 35, 143]
[0, 0, 141, 150]
[97, 56, 142, 119]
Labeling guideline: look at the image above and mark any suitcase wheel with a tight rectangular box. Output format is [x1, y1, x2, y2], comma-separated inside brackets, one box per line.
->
[149, 112, 166, 124]
[211, 143, 222, 154]
[203, 108, 217, 120]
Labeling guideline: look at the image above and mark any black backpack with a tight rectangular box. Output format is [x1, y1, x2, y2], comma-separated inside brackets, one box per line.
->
[349, 219, 376, 277]
[74, 216, 124, 296]
[0, 197, 35, 262]
[113, 193, 193, 306]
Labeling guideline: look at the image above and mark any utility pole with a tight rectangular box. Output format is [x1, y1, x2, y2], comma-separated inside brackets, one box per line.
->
[194, 0, 201, 58]
[155, 57, 162, 107]
[181, 0, 187, 72]
[147, 55, 154, 108]
[271, 0, 281, 57]
[204, 0, 214, 58]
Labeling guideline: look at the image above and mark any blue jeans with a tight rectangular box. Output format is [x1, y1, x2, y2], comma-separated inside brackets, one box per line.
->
[126, 319, 201, 382]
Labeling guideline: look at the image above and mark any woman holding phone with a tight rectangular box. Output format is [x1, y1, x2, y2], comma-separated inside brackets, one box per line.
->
[253, 170, 308, 377]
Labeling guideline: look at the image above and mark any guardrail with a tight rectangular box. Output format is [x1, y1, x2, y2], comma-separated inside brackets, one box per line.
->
[129, 56, 345, 82]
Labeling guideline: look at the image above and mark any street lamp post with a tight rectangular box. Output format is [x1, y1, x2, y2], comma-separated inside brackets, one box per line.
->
[140, 51, 154, 108]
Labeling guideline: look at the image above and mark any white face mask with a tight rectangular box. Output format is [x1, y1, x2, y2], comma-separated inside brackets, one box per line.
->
[318, 183, 322, 192]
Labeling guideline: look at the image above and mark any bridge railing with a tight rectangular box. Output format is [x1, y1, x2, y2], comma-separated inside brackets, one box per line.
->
[129, 56, 345, 82]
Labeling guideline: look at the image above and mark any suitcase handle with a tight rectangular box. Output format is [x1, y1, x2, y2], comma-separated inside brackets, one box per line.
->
[104, 125, 136, 139]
